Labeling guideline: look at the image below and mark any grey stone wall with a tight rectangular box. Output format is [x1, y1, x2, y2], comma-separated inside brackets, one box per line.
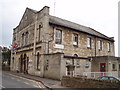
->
[43, 53, 62, 80]
[49, 26, 115, 57]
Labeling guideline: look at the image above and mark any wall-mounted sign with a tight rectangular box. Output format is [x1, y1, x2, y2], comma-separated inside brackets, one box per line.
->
[53, 44, 64, 49]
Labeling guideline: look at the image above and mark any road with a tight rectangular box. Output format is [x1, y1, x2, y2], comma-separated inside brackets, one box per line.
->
[1, 71, 44, 88]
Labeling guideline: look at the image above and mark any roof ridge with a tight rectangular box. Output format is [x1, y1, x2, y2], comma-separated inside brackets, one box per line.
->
[49, 15, 114, 41]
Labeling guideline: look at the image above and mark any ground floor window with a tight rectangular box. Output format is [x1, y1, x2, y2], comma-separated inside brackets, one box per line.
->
[119, 63, 120, 71]
[45, 60, 49, 70]
[112, 62, 117, 71]
[37, 52, 40, 70]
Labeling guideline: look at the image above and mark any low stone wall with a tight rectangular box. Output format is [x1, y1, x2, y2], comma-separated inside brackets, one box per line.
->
[61, 76, 120, 88]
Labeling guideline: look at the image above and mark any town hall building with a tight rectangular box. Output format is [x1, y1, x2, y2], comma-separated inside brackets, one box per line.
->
[11, 6, 120, 80]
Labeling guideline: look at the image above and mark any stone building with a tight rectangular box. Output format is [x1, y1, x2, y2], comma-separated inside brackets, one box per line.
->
[11, 6, 119, 79]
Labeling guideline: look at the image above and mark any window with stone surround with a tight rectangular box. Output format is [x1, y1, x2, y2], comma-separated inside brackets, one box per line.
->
[76, 60, 80, 66]
[73, 33, 78, 46]
[107, 42, 111, 52]
[38, 24, 42, 42]
[25, 32, 29, 45]
[37, 52, 40, 70]
[22, 33, 24, 46]
[98, 40, 102, 50]
[87, 37, 91, 48]
[112, 62, 117, 71]
[55, 29, 62, 44]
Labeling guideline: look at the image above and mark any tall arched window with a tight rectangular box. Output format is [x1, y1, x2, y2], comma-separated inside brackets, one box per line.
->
[37, 52, 40, 70]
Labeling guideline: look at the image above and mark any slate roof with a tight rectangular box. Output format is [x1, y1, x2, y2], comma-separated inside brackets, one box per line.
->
[49, 15, 114, 42]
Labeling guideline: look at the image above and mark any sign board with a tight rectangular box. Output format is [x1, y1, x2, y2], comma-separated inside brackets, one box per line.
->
[53, 44, 64, 49]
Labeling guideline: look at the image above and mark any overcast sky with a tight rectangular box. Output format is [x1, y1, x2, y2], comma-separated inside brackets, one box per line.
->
[0, 0, 119, 56]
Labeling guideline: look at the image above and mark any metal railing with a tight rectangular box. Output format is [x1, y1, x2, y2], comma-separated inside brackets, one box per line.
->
[83, 72, 113, 78]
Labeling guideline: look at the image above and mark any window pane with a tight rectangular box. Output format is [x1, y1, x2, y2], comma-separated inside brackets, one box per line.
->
[112, 63, 117, 71]
[87, 38, 91, 48]
[55, 29, 62, 44]
[73, 34, 78, 45]
[107, 42, 110, 52]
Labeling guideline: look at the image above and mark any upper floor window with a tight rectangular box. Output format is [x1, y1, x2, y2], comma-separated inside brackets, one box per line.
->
[73, 33, 78, 46]
[38, 24, 42, 42]
[98, 40, 102, 50]
[55, 29, 62, 44]
[25, 32, 29, 45]
[87, 37, 91, 48]
[107, 42, 111, 52]
[22, 33, 24, 46]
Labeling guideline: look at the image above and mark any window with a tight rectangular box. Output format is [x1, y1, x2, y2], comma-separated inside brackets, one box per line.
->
[119, 63, 120, 71]
[55, 29, 62, 44]
[74, 54, 78, 57]
[87, 37, 91, 48]
[66, 60, 71, 65]
[38, 25, 42, 41]
[107, 42, 110, 52]
[76, 60, 80, 66]
[25, 32, 29, 45]
[112, 63, 117, 71]
[12, 57, 14, 69]
[22, 33, 24, 46]
[73, 33, 78, 46]
[98, 40, 102, 50]
[45, 60, 49, 70]
[37, 52, 40, 70]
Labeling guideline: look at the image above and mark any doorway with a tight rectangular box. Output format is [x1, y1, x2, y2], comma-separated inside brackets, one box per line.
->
[100, 63, 106, 76]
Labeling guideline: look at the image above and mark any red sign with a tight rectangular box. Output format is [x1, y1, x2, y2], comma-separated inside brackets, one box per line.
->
[13, 43, 17, 49]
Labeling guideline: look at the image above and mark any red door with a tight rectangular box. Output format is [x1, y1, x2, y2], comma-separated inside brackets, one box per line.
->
[100, 63, 106, 76]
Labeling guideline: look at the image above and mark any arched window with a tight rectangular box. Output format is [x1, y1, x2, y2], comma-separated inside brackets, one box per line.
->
[74, 54, 78, 57]
[37, 52, 40, 70]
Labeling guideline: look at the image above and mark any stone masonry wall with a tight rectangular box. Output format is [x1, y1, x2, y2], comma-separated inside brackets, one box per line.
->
[49, 25, 115, 57]
[61, 76, 120, 88]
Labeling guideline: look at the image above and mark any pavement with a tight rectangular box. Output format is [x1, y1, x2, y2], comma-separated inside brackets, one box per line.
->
[3, 71, 67, 89]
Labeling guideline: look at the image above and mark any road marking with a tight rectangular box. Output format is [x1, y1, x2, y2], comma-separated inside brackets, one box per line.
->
[0, 84, 5, 88]
[17, 79, 21, 82]
[24, 82, 29, 85]
[5, 73, 46, 88]
[11, 77, 15, 79]
[33, 85, 38, 87]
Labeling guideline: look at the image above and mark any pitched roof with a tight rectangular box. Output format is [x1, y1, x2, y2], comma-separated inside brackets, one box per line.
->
[49, 15, 114, 42]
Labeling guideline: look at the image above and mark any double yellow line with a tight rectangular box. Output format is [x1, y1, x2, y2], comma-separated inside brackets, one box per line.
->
[5, 72, 45, 88]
